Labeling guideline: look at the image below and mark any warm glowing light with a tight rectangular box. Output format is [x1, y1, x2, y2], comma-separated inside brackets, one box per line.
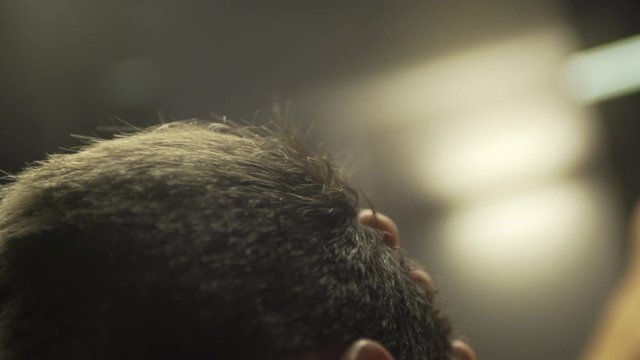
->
[404, 98, 597, 202]
[324, 26, 579, 126]
[440, 180, 618, 289]
[319, 26, 598, 202]
[316, 25, 614, 294]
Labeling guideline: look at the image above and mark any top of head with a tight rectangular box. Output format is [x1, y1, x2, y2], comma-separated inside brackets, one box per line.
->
[0, 121, 452, 360]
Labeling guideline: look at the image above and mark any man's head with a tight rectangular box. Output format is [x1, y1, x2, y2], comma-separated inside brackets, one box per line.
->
[0, 121, 460, 359]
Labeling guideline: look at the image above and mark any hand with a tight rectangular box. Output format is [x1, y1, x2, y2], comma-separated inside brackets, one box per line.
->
[583, 204, 640, 360]
[358, 209, 477, 360]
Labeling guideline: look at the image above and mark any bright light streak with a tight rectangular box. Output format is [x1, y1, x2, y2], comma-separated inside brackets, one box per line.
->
[565, 33, 640, 103]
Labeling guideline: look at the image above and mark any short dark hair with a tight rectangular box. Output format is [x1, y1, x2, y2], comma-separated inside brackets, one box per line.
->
[0, 120, 452, 359]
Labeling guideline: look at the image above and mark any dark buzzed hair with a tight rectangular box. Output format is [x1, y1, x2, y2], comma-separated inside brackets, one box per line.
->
[0, 120, 452, 359]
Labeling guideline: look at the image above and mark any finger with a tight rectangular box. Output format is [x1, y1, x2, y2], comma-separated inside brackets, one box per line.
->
[342, 339, 394, 360]
[452, 340, 477, 360]
[409, 269, 435, 291]
[358, 209, 400, 249]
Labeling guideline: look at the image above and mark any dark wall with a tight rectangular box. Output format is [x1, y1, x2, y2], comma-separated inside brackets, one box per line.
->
[1, 1, 400, 173]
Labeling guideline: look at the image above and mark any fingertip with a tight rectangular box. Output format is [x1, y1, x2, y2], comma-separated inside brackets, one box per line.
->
[409, 269, 434, 290]
[358, 209, 400, 249]
[452, 340, 476, 360]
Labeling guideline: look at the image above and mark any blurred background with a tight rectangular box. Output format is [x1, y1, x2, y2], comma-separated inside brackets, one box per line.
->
[1, 1, 640, 358]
